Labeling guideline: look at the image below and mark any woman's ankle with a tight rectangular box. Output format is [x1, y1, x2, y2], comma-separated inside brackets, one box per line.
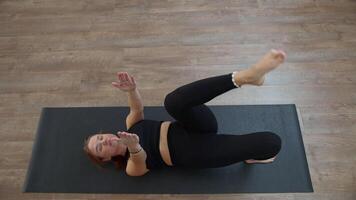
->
[234, 68, 264, 86]
[233, 69, 252, 86]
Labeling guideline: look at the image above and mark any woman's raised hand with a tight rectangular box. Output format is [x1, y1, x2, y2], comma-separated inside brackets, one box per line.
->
[112, 72, 136, 92]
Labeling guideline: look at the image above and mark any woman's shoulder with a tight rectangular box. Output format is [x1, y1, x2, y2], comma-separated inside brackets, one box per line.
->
[127, 119, 145, 131]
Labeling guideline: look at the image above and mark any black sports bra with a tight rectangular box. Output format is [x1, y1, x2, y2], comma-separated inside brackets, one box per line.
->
[126, 119, 168, 169]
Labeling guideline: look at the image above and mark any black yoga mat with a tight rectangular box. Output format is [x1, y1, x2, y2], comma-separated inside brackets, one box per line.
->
[23, 104, 313, 194]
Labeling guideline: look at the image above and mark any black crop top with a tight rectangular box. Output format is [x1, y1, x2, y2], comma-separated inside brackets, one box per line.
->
[126, 119, 168, 169]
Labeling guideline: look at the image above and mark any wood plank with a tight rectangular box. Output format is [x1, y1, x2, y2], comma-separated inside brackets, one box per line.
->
[0, 71, 82, 94]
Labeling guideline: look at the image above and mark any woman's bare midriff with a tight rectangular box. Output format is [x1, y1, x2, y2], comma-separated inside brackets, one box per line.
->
[159, 121, 174, 166]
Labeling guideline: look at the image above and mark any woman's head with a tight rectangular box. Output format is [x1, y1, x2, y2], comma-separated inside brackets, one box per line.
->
[83, 131, 128, 169]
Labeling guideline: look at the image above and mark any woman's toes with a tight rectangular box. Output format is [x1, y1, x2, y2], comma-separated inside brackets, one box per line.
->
[270, 49, 279, 57]
[278, 49, 286, 58]
[270, 49, 286, 60]
[269, 156, 276, 161]
[272, 52, 285, 62]
[276, 50, 286, 60]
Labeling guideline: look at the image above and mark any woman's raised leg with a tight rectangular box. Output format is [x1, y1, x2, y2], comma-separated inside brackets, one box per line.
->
[164, 73, 237, 134]
[164, 49, 286, 134]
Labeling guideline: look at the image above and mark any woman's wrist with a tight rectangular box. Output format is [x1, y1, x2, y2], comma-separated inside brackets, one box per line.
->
[126, 88, 144, 112]
[128, 144, 142, 154]
[126, 88, 137, 93]
[129, 148, 142, 154]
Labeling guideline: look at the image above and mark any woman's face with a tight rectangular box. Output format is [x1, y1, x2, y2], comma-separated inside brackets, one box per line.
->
[88, 133, 126, 161]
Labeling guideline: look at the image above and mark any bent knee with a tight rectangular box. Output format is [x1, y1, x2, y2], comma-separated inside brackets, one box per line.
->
[164, 91, 182, 112]
[164, 92, 173, 108]
[261, 131, 282, 155]
[164, 93, 175, 111]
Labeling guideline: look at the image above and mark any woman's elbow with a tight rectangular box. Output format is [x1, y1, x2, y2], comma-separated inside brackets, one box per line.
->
[126, 168, 149, 177]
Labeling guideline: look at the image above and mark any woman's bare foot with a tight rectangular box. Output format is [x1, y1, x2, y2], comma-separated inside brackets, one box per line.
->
[234, 49, 286, 86]
[244, 156, 276, 164]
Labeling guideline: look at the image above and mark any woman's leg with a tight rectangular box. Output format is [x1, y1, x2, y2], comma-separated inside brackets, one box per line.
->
[166, 49, 287, 166]
[169, 130, 282, 168]
[164, 73, 237, 134]
[164, 49, 286, 134]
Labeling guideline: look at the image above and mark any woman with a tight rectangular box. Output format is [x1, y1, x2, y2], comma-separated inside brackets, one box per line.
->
[83, 49, 286, 176]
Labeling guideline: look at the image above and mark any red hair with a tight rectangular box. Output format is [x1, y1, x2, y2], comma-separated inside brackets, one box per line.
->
[83, 131, 128, 170]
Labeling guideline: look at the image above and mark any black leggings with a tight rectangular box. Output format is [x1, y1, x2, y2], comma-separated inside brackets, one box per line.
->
[164, 73, 282, 169]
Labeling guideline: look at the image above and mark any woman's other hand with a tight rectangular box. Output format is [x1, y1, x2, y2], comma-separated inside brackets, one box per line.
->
[112, 72, 136, 92]
[117, 131, 139, 148]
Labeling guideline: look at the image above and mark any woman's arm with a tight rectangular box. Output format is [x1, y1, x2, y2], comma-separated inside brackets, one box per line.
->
[126, 144, 150, 176]
[112, 72, 144, 128]
[117, 132, 149, 176]
[126, 88, 144, 129]
[127, 88, 143, 112]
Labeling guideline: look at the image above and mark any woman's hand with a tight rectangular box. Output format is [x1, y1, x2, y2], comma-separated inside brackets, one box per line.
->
[112, 72, 136, 92]
[117, 131, 140, 148]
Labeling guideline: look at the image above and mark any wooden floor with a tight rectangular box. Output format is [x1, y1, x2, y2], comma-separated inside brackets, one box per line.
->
[1, 0, 356, 199]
